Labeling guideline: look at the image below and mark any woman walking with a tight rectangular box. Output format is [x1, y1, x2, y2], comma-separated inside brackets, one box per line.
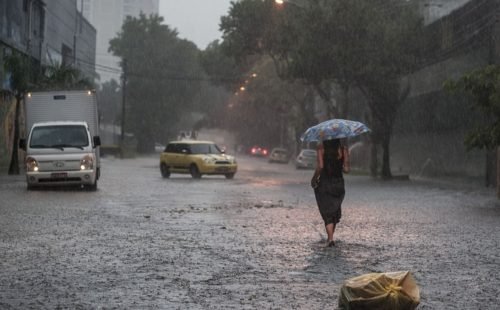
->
[311, 139, 350, 247]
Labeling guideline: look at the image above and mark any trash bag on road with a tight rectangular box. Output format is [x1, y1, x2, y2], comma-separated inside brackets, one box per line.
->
[339, 271, 420, 310]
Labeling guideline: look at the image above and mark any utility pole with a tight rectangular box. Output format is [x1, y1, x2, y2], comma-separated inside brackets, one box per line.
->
[120, 59, 127, 158]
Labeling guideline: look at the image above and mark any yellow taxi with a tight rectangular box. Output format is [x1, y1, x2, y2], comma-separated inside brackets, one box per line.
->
[159, 140, 237, 179]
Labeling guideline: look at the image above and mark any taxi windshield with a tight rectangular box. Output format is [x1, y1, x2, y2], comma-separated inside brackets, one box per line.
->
[190, 143, 222, 155]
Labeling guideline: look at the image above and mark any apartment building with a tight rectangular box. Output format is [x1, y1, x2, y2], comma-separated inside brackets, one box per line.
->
[79, 0, 159, 83]
[0, 0, 96, 89]
[0, 0, 96, 90]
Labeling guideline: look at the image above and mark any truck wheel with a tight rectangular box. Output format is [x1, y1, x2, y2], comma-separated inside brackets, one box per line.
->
[225, 173, 235, 179]
[190, 164, 201, 179]
[87, 181, 98, 191]
[160, 163, 170, 178]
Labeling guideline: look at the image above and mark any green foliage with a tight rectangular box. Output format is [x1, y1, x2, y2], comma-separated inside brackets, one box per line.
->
[97, 79, 122, 125]
[4, 53, 33, 97]
[223, 57, 312, 148]
[109, 14, 205, 152]
[38, 63, 94, 90]
[199, 40, 244, 90]
[219, 0, 424, 177]
[5, 53, 93, 93]
[220, 0, 274, 62]
[444, 65, 500, 150]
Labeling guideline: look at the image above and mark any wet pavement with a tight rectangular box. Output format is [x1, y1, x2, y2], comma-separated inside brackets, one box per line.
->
[0, 155, 499, 309]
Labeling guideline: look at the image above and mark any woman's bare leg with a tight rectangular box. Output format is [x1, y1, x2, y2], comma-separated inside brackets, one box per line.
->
[326, 223, 336, 245]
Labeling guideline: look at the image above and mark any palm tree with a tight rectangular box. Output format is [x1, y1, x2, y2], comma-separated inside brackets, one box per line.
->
[39, 62, 93, 90]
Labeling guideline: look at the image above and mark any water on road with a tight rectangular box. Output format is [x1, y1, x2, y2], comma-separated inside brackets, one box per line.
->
[0, 155, 499, 309]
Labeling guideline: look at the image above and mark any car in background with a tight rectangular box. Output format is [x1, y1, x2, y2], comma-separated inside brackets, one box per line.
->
[159, 140, 237, 179]
[155, 142, 166, 153]
[249, 145, 268, 157]
[295, 149, 317, 169]
[268, 147, 290, 164]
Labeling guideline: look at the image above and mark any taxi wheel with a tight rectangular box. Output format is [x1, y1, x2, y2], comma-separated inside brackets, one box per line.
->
[225, 173, 235, 179]
[190, 164, 201, 179]
[160, 163, 170, 178]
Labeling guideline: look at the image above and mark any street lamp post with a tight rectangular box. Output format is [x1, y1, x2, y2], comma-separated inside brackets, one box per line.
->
[274, 0, 309, 9]
[120, 59, 127, 158]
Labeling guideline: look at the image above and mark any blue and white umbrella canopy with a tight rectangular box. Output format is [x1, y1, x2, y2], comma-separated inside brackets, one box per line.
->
[300, 119, 370, 142]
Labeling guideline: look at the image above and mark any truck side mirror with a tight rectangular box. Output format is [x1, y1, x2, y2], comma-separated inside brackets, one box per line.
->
[19, 139, 26, 150]
[93, 136, 101, 147]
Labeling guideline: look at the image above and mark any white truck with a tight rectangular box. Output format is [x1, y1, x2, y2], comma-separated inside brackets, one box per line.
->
[19, 90, 101, 190]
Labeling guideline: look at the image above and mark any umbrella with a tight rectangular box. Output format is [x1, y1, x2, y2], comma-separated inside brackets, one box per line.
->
[300, 119, 370, 142]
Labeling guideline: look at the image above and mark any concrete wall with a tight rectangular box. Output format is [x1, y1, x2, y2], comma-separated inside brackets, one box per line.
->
[392, 0, 498, 183]
[74, 12, 96, 80]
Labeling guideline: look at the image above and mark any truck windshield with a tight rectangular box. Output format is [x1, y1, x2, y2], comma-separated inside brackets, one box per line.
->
[30, 125, 89, 149]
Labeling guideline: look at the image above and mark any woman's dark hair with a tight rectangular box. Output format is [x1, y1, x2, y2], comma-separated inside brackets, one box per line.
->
[323, 139, 342, 176]
[323, 139, 340, 151]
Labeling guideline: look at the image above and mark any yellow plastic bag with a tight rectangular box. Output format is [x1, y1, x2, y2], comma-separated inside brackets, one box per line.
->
[339, 271, 420, 310]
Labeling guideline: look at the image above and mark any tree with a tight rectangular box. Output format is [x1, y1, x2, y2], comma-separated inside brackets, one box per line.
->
[109, 14, 205, 152]
[219, 0, 424, 178]
[199, 40, 246, 91]
[97, 79, 122, 130]
[38, 62, 93, 90]
[444, 65, 500, 197]
[223, 57, 313, 150]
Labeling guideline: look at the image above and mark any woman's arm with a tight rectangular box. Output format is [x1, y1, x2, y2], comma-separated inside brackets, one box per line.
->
[311, 145, 323, 187]
[342, 145, 350, 173]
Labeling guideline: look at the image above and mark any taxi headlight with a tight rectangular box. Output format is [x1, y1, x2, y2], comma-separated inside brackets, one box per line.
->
[80, 155, 93, 170]
[26, 157, 39, 172]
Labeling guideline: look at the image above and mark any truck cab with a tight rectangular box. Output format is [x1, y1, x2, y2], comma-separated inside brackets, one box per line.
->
[20, 121, 100, 190]
[19, 90, 101, 190]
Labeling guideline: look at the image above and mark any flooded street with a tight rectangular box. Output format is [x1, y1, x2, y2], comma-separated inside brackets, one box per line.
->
[1, 155, 499, 309]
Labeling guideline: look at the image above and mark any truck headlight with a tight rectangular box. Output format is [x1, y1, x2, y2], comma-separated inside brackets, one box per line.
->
[26, 157, 39, 172]
[80, 155, 93, 170]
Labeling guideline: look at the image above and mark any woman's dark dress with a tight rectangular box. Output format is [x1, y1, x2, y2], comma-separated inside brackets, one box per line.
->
[314, 148, 345, 225]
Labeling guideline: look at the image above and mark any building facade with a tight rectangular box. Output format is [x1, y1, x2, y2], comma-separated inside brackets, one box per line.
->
[79, 0, 159, 83]
[0, 0, 96, 90]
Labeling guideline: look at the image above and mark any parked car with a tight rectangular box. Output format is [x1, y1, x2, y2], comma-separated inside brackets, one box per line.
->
[295, 149, 317, 169]
[249, 145, 268, 157]
[155, 142, 166, 153]
[159, 140, 237, 179]
[268, 147, 290, 163]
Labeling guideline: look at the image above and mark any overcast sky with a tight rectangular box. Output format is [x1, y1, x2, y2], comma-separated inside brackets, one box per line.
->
[159, 0, 233, 50]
